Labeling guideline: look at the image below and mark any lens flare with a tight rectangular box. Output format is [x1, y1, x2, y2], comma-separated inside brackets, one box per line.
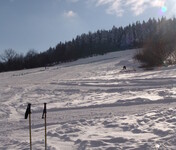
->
[161, 6, 167, 13]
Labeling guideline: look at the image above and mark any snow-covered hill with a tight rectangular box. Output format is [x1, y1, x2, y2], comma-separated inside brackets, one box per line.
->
[0, 49, 176, 149]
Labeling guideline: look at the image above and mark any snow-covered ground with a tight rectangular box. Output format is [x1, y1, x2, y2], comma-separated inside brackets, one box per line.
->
[0, 49, 176, 149]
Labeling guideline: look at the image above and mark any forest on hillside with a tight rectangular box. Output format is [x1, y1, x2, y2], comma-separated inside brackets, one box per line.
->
[0, 17, 176, 72]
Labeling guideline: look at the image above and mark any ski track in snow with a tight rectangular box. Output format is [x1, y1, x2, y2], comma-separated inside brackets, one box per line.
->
[0, 49, 176, 149]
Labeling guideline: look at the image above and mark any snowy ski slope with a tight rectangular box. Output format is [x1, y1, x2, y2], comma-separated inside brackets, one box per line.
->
[0, 49, 176, 149]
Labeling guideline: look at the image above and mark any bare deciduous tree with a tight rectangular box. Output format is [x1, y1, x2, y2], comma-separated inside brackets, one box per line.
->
[134, 35, 176, 68]
[0, 49, 18, 63]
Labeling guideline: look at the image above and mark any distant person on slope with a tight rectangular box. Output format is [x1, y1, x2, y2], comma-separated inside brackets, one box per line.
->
[123, 66, 126, 70]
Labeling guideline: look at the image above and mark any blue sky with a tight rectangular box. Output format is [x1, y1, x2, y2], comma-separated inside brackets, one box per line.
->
[0, 0, 175, 53]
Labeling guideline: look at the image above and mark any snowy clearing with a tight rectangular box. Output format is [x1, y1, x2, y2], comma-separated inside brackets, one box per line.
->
[0, 49, 176, 149]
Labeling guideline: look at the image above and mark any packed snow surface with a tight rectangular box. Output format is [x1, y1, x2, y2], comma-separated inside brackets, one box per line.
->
[0, 49, 176, 149]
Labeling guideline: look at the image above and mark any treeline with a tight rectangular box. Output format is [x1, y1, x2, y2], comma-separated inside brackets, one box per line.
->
[0, 17, 176, 72]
